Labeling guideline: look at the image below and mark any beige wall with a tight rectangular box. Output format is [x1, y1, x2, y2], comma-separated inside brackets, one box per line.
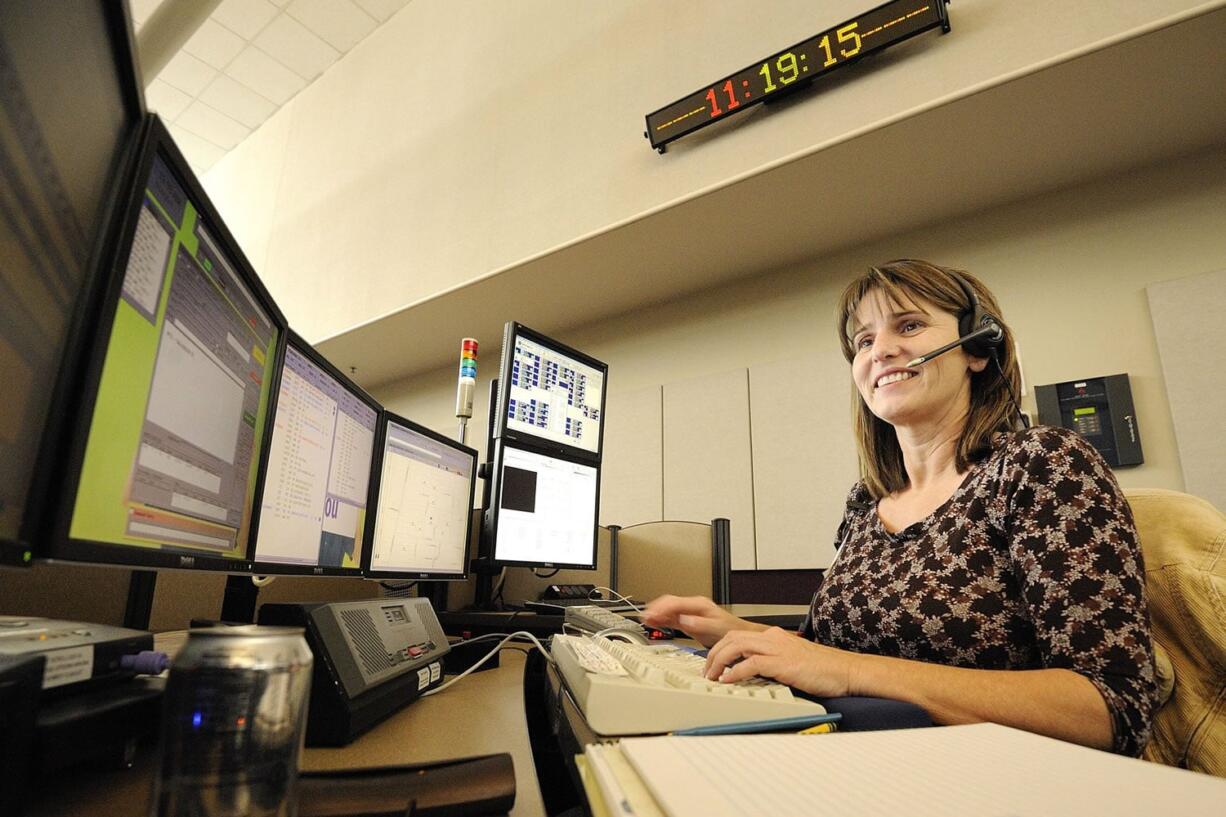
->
[202, 0, 1217, 344]
[374, 144, 1226, 565]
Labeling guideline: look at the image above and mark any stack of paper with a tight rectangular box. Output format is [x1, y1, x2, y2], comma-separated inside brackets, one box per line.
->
[581, 723, 1226, 817]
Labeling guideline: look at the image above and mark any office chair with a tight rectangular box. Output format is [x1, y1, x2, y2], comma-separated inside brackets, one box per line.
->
[1127, 489, 1225, 776]
[608, 518, 731, 605]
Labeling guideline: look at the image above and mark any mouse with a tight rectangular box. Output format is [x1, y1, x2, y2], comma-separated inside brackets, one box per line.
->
[645, 626, 677, 640]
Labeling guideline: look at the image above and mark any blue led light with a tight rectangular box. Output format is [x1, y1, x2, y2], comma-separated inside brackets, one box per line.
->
[192, 711, 203, 729]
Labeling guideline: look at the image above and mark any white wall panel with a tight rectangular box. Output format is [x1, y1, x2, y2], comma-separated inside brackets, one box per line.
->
[663, 369, 756, 569]
[750, 359, 858, 569]
[1148, 269, 1226, 512]
[599, 385, 663, 527]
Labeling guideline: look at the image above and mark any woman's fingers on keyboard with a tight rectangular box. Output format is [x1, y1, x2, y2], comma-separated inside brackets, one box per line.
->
[704, 628, 855, 697]
[643, 595, 713, 624]
[644, 595, 731, 647]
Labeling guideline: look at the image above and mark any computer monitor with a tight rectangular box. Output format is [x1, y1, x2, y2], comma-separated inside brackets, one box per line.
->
[494, 322, 607, 462]
[0, 3, 144, 565]
[248, 332, 379, 575]
[364, 413, 478, 580]
[47, 116, 286, 572]
[487, 440, 600, 570]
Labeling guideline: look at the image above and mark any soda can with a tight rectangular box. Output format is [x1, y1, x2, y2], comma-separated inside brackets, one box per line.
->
[152, 625, 313, 817]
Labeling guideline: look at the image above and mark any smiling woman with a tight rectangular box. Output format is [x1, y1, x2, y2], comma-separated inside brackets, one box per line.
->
[838, 260, 1022, 502]
[645, 259, 1157, 758]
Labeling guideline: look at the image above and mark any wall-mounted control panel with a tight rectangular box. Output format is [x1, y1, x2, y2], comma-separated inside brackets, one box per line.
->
[1035, 374, 1143, 468]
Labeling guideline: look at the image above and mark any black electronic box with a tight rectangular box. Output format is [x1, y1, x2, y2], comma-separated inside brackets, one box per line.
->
[1035, 374, 1143, 467]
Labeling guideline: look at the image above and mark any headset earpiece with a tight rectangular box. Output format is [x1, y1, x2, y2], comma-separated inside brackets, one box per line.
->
[951, 271, 1003, 359]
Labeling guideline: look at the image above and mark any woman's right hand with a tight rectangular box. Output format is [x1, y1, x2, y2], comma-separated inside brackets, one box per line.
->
[641, 595, 765, 647]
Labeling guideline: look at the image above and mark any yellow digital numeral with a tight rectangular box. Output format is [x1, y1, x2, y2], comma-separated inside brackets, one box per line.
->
[777, 52, 799, 85]
[817, 34, 837, 68]
[837, 22, 862, 58]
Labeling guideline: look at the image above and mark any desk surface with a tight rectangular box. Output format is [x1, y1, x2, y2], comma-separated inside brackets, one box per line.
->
[30, 641, 546, 817]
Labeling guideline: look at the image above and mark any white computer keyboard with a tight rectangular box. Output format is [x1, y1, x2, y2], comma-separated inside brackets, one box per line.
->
[551, 633, 827, 735]
[562, 604, 645, 636]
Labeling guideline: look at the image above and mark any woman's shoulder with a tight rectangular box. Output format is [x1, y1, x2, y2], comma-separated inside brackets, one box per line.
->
[842, 480, 874, 510]
[991, 423, 1118, 485]
[994, 423, 1100, 460]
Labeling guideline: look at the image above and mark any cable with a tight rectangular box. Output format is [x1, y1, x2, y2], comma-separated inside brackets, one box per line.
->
[592, 586, 644, 615]
[251, 575, 276, 588]
[423, 631, 554, 697]
[531, 567, 561, 579]
[380, 580, 418, 592]
[491, 568, 508, 607]
[991, 353, 1030, 429]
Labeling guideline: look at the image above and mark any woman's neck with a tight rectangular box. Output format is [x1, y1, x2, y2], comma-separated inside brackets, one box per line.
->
[894, 411, 968, 494]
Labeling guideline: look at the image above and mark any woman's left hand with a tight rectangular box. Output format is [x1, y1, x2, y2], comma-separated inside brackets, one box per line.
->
[703, 627, 860, 698]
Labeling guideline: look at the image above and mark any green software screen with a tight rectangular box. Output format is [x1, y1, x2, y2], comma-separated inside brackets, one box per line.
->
[70, 153, 278, 561]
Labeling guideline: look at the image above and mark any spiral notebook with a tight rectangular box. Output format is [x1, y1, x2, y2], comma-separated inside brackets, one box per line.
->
[591, 723, 1225, 817]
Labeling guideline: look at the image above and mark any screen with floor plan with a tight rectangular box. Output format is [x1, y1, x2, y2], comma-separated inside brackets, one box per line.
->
[251, 341, 376, 571]
[368, 417, 476, 578]
[67, 147, 280, 566]
[492, 443, 598, 568]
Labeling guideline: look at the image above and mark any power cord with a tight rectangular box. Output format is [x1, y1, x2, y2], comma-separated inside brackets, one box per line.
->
[591, 586, 643, 615]
[423, 631, 554, 697]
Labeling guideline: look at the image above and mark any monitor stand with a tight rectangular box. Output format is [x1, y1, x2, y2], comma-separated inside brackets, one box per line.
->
[220, 574, 259, 623]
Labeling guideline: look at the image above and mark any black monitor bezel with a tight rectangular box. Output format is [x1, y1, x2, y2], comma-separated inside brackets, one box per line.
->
[487, 437, 601, 571]
[246, 329, 382, 577]
[493, 322, 608, 464]
[362, 411, 479, 581]
[44, 114, 288, 574]
[2, 2, 147, 565]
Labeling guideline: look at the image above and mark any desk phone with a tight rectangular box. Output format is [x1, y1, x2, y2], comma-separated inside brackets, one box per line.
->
[259, 598, 449, 746]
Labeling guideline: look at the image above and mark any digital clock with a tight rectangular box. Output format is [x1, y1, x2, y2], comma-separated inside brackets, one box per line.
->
[645, 0, 950, 152]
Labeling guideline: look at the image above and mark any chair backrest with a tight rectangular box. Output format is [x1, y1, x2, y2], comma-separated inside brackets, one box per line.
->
[1126, 488, 1226, 776]
[610, 519, 730, 604]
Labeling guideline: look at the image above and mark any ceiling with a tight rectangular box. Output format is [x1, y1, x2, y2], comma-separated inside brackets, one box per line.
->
[314, 4, 1226, 389]
[132, 0, 411, 174]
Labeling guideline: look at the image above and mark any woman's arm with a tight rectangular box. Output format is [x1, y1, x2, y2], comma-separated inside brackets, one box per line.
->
[705, 627, 1115, 750]
[641, 595, 768, 647]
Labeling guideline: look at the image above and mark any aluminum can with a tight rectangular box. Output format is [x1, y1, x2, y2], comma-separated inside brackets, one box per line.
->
[152, 625, 313, 817]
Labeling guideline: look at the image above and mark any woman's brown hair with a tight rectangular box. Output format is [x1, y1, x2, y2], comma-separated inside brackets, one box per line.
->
[836, 259, 1023, 500]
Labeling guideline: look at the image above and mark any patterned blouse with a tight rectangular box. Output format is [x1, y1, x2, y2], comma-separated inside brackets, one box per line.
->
[800, 425, 1157, 756]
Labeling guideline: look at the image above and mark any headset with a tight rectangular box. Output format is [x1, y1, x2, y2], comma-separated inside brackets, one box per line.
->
[950, 270, 1005, 359]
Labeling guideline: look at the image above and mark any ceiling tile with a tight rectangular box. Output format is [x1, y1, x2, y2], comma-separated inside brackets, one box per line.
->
[182, 18, 246, 70]
[254, 13, 340, 80]
[286, 0, 377, 52]
[200, 74, 278, 129]
[176, 101, 252, 151]
[213, 0, 280, 40]
[167, 124, 227, 173]
[225, 45, 308, 104]
[158, 51, 218, 96]
[145, 78, 193, 120]
[351, 0, 409, 24]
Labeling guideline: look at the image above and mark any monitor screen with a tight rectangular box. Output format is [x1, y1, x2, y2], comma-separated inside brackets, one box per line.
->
[53, 117, 284, 571]
[249, 335, 378, 574]
[366, 414, 477, 580]
[496, 323, 607, 460]
[0, 3, 143, 561]
[490, 441, 599, 569]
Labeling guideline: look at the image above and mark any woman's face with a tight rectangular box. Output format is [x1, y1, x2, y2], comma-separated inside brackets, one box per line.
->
[849, 289, 987, 430]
